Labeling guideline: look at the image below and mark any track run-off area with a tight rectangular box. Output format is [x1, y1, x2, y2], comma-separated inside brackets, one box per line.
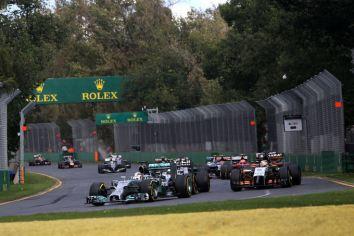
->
[0, 164, 350, 217]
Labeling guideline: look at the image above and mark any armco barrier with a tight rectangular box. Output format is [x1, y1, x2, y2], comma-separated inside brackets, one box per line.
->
[0, 170, 10, 192]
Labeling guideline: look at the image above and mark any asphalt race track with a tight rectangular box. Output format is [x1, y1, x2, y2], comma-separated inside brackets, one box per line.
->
[0, 164, 350, 217]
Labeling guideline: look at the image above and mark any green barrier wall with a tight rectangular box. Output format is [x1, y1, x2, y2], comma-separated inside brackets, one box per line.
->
[25, 152, 255, 165]
[0, 170, 10, 192]
[284, 151, 342, 173]
[25, 151, 344, 173]
[24, 152, 95, 163]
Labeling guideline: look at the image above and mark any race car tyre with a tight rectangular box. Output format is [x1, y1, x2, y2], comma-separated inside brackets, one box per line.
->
[78, 163, 83, 168]
[98, 164, 105, 174]
[58, 162, 63, 169]
[289, 164, 301, 185]
[196, 169, 210, 192]
[230, 169, 242, 191]
[29, 162, 33, 166]
[220, 161, 232, 179]
[89, 182, 108, 206]
[139, 180, 158, 202]
[176, 175, 192, 198]
[279, 166, 292, 187]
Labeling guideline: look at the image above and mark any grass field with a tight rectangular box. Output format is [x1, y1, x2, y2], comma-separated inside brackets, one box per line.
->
[1, 186, 353, 223]
[0, 205, 353, 236]
[0, 172, 57, 204]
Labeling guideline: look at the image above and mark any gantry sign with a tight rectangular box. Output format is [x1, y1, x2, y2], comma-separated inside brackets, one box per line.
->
[95, 111, 148, 125]
[27, 76, 123, 104]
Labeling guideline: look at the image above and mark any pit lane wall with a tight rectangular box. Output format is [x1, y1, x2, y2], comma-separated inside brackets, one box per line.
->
[24, 151, 346, 173]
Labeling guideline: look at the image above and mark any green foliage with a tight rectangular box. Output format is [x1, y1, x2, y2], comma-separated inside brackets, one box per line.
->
[215, 0, 353, 115]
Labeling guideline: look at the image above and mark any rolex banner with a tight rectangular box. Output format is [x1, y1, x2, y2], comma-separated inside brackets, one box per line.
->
[95, 112, 148, 125]
[27, 76, 123, 104]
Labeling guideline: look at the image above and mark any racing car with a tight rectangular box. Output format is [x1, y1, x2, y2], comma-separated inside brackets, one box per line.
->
[229, 152, 301, 191]
[219, 154, 249, 179]
[29, 154, 51, 166]
[205, 155, 232, 178]
[86, 157, 210, 206]
[98, 153, 126, 174]
[58, 153, 83, 169]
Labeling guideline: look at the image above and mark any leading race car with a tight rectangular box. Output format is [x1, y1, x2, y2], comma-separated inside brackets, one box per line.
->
[29, 154, 51, 166]
[58, 153, 83, 169]
[229, 152, 301, 191]
[98, 153, 126, 174]
[86, 157, 210, 206]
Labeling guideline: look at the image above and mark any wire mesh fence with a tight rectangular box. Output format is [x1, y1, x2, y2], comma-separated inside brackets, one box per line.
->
[257, 70, 345, 154]
[114, 101, 257, 153]
[24, 123, 61, 153]
[67, 119, 97, 153]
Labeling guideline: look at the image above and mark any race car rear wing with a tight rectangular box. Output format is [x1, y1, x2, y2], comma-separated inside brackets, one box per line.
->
[148, 162, 172, 170]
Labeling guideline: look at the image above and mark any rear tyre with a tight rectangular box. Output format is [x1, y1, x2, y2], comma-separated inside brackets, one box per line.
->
[89, 182, 107, 206]
[289, 164, 301, 185]
[175, 175, 192, 198]
[196, 169, 210, 192]
[279, 166, 292, 187]
[220, 162, 232, 179]
[230, 169, 242, 191]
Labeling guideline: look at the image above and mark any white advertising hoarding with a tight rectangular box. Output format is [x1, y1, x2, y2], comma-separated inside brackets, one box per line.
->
[284, 118, 303, 132]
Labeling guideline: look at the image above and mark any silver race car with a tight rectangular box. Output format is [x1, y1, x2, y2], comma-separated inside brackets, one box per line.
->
[98, 154, 127, 174]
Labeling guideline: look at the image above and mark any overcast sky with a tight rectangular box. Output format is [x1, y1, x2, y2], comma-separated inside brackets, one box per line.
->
[5, 1, 229, 17]
[170, 0, 228, 17]
[45, 0, 229, 17]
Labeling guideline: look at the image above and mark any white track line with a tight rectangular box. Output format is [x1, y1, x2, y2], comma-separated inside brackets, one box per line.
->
[241, 190, 271, 200]
[316, 177, 354, 188]
[0, 172, 62, 206]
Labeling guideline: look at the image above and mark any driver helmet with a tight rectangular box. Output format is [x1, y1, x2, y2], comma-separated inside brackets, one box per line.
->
[239, 158, 247, 165]
[260, 160, 268, 167]
[133, 172, 143, 180]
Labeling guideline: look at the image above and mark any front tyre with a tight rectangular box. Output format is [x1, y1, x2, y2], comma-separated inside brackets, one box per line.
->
[279, 167, 292, 187]
[139, 180, 158, 202]
[89, 182, 108, 206]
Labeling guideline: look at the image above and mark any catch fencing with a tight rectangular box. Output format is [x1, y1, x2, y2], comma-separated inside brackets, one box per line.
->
[257, 70, 345, 155]
[67, 119, 97, 153]
[24, 123, 61, 153]
[114, 101, 257, 153]
[0, 90, 20, 171]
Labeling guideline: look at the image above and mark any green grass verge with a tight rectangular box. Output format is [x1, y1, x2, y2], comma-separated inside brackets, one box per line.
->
[0, 187, 353, 223]
[0, 172, 56, 204]
[304, 172, 354, 184]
